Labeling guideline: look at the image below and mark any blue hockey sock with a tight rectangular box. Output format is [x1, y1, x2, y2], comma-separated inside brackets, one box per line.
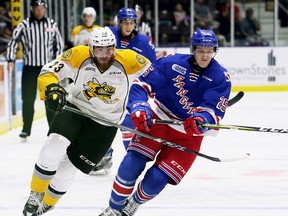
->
[120, 114, 135, 150]
[134, 165, 170, 204]
[104, 147, 113, 157]
[109, 151, 149, 210]
[121, 130, 132, 149]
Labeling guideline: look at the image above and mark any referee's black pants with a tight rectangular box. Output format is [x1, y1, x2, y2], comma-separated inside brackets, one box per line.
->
[21, 65, 55, 135]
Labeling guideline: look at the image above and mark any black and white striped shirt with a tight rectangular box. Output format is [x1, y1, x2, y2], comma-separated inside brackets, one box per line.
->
[6, 16, 64, 66]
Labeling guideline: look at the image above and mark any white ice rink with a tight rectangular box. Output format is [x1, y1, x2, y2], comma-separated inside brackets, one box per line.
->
[0, 92, 288, 216]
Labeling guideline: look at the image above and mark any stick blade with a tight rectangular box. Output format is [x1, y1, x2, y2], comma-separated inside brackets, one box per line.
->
[228, 91, 244, 107]
[217, 153, 250, 162]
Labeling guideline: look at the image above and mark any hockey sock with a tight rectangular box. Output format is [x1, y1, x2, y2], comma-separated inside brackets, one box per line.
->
[30, 164, 55, 192]
[103, 147, 113, 157]
[121, 129, 133, 149]
[120, 114, 135, 150]
[43, 185, 66, 206]
[43, 155, 77, 206]
[134, 165, 170, 204]
[109, 151, 149, 210]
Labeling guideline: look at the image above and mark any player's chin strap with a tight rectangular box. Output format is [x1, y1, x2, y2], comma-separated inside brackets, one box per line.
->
[152, 119, 288, 134]
[62, 105, 250, 162]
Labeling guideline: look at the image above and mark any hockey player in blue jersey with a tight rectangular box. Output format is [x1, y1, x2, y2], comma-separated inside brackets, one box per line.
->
[99, 29, 232, 216]
[90, 8, 156, 175]
[110, 7, 156, 63]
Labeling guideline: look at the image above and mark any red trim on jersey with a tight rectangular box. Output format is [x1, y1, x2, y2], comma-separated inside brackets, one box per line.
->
[158, 161, 181, 184]
[134, 79, 152, 97]
[128, 142, 156, 160]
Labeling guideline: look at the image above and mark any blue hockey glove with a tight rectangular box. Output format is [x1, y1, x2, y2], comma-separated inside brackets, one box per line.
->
[45, 83, 67, 114]
[130, 101, 152, 133]
[184, 114, 208, 136]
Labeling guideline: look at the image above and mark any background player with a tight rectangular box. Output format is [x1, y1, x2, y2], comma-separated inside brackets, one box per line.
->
[70, 7, 99, 46]
[110, 7, 156, 63]
[21, 27, 150, 216]
[90, 7, 156, 175]
[99, 29, 231, 216]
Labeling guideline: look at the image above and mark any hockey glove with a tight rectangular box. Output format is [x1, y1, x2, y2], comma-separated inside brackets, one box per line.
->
[45, 83, 67, 114]
[130, 101, 152, 133]
[183, 115, 208, 136]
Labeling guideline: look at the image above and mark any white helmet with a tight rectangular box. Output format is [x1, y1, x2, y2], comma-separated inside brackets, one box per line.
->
[89, 27, 116, 48]
[82, 7, 97, 27]
[82, 7, 97, 19]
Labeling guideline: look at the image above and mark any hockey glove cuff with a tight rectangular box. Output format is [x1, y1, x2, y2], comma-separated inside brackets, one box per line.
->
[45, 83, 67, 114]
[130, 101, 152, 133]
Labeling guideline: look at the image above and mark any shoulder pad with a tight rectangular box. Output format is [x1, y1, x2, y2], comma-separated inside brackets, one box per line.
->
[60, 46, 92, 68]
[115, 49, 149, 75]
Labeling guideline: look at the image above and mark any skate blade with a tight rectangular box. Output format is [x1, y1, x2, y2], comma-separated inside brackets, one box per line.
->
[20, 137, 27, 142]
[89, 169, 111, 176]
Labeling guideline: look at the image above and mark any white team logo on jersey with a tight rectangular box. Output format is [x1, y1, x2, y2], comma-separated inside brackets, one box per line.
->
[172, 64, 187, 75]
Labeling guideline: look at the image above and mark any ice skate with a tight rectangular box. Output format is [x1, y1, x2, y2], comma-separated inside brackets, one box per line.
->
[22, 191, 44, 216]
[34, 203, 54, 215]
[19, 132, 29, 142]
[99, 206, 121, 216]
[122, 196, 140, 216]
[89, 153, 113, 176]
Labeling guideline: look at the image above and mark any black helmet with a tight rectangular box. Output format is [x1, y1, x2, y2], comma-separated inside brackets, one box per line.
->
[30, 0, 47, 8]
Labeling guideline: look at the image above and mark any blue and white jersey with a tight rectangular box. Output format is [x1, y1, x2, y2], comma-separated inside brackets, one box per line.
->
[109, 26, 156, 63]
[127, 53, 232, 134]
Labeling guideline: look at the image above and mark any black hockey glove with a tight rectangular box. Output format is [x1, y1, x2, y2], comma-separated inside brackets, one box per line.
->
[45, 83, 67, 114]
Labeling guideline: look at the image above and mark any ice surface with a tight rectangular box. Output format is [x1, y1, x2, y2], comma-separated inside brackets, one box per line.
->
[0, 92, 288, 216]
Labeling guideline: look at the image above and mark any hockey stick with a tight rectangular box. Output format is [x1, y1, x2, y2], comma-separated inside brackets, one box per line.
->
[143, 91, 243, 126]
[153, 119, 288, 134]
[228, 91, 244, 107]
[63, 105, 250, 162]
[137, 90, 243, 129]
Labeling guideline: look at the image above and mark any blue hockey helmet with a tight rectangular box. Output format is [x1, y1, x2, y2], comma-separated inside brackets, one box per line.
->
[191, 29, 218, 49]
[117, 8, 137, 23]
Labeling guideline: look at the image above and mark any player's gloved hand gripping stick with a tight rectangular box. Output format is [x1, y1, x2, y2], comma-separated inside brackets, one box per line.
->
[45, 83, 67, 114]
[183, 115, 208, 135]
[129, 91, 245, 135]
[130, 101, 153, 133]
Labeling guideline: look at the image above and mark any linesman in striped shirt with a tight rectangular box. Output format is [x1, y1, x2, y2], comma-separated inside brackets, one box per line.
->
[6, 0, 64, 141]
